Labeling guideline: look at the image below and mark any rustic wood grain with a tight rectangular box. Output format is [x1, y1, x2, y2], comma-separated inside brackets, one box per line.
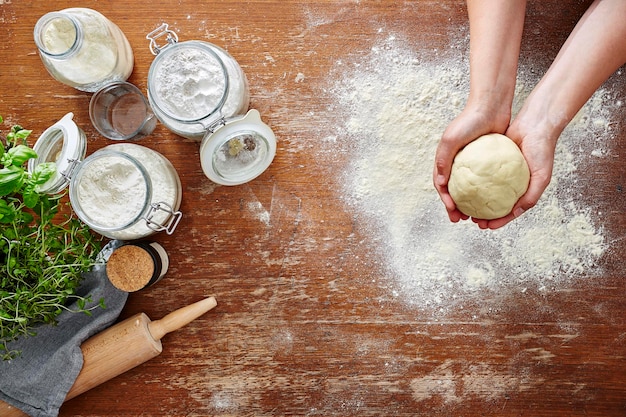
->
[1, 1, 624, 416]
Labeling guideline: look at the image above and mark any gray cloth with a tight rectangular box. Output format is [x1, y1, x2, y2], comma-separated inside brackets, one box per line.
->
[0, 247, 128, 417]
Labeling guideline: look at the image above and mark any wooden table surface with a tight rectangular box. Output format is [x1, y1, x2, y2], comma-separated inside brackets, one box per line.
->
[1, 1, 625, 416]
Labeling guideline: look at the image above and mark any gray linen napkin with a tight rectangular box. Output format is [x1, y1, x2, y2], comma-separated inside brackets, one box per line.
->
[0, 243, 128, 417]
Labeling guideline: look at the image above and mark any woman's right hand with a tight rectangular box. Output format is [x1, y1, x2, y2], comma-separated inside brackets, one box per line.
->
[433, 101, 512, 225]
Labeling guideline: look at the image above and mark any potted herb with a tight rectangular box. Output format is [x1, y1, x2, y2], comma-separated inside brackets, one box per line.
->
[0, 116, 103, 359]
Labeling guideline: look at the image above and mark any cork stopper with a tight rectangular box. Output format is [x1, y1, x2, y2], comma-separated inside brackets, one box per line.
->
[106, 244, 156, 292]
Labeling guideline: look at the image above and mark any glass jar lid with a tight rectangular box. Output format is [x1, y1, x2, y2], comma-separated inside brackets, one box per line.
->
[147, 32, 229, 123]
[28, 112, 87, 194]
[199, 109, 276, 186]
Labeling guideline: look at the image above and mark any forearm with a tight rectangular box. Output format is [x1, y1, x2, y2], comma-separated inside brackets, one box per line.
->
[466, 0, 527, 113]
[519, 0, 626, 135]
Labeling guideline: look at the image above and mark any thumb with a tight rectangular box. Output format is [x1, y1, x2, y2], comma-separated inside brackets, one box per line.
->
[511, 171, 551, 218]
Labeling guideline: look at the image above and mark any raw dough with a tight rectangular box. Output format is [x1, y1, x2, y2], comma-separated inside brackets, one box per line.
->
[448, 133, 530, 220]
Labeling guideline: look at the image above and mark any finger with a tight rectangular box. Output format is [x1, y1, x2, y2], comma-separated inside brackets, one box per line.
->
[485, 213, 516, 230]
[433, 126, 467, 189]
[433, 147, 453, 192]
[450, 208, 470, 223]
[511, 168, 550, 217]
[436, 187, 467, 222]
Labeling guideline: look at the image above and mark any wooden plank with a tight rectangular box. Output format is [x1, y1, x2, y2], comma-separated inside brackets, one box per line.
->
[0, 0, 624, 416]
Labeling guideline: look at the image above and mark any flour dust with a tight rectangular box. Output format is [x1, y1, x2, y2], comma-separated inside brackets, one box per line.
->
[325, 35, 617, 315]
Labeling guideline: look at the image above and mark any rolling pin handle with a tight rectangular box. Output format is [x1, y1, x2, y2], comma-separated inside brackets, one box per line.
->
[148, 296, 217, 340]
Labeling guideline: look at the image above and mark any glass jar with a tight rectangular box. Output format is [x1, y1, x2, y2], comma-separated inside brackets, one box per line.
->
[145, 23, 250, 140]
[29, 114, 182, 240]
[70, 144, 182, 240]
[105, 241, 169, 292]
[34, 8, 134, 92]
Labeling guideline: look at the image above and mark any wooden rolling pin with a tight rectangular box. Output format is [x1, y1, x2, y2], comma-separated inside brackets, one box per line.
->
[0, 296, 217, 417]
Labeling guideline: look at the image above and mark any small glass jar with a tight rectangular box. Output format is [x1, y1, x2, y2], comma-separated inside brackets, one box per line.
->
[34, 8, 134, 92]
[145, 24, 249, 140]
[106, 241, 169, 292]
[29, 113, 182, 240]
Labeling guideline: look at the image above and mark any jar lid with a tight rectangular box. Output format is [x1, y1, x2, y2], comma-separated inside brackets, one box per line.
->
[28, 112, 87, 194]
[105, 241, 168, 292]
[199, 109, 276, 186]
[147, 39, 229, 123]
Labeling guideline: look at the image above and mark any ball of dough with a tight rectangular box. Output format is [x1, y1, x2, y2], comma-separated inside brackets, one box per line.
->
[448, 133, 530, 220]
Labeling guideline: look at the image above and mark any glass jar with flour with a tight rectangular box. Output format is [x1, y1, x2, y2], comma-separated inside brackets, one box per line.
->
[29, 113, 183, 240]
[145, 24, 250, 140]
[34, 8, 134, 92]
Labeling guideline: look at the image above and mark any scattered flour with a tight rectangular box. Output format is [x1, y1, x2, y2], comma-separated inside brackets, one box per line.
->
[295, 72, 306, 83]
[410, 360, 544, 404]
[327, 35, 616, 314]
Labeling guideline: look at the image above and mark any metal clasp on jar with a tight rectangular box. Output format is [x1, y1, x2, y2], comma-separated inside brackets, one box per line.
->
[144, 201, 183, 235]
[205, 116, 228, 134]
[146, 23, 179, 55]
[60, 158, 81, 181]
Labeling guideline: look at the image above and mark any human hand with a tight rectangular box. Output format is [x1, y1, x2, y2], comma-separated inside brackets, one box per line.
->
[470, 119, 559, 230]
[433, 104, 511, 224]
[475, 0, 626, 229]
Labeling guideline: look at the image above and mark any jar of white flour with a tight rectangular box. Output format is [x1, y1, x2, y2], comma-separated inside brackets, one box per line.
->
[30, 113, 182, 240]
[34, 8, 134, 93]
[145, 23, 250, 140]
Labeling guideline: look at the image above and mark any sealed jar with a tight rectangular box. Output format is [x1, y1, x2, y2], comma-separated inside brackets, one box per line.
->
[200, 110, 276, 185]
[34, 8, 134, 92]
[145, 23, 249, 140]
[29, 113, 182, 240]
[106, 241, 169, 292]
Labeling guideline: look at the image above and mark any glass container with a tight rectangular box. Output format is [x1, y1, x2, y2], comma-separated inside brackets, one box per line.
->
[29, 114, 182, 240]
[34, 8, 134, 92]
[145, 23, 249, 140]
[105, 241, 169, 292]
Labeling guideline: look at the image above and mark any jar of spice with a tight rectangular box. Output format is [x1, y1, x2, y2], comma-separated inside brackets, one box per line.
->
[145, 23, 250, 140]
[106, 241, 169, 292]
[34, 8, 134, 92]
[29, 113, 183, 240]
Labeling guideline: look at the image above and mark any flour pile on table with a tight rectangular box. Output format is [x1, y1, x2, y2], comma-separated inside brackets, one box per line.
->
[326, 35, 616, 314]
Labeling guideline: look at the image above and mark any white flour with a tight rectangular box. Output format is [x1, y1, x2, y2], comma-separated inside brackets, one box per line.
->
[327, 35, 617, 315]
[153, 47, 228, 120]
[150, 43, 248, 139]
[75, 153, 146, 227]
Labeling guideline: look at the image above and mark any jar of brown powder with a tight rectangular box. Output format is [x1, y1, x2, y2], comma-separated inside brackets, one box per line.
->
[105, 242, 169, 292]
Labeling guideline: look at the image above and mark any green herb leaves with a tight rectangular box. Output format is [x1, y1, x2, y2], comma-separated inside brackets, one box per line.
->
[1, 117, 103, 359]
